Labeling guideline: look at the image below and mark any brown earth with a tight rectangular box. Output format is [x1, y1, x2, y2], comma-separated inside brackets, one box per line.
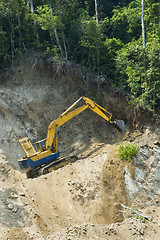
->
[0, 55, 160, 239]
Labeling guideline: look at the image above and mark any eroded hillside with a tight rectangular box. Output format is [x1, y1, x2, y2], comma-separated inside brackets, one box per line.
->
[0, 55, 160, 239]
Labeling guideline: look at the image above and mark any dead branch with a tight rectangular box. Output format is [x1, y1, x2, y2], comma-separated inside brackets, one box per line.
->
[121, 203, 152, 221]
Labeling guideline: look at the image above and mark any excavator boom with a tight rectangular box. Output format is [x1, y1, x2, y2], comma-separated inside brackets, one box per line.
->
[45, 96, 125, 151]
[18, 96, 125, 177]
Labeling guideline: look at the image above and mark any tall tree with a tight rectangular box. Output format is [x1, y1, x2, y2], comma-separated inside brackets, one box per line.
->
[94, 0, 99, 25]
[94, 0, 100, 90]
[141, 0, 145, 47]
[48, 0, 65, 58]
[30, 0, 34, 13]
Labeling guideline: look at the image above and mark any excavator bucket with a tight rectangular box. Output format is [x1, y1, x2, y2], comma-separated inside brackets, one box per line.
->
[114, 120, 125, 133]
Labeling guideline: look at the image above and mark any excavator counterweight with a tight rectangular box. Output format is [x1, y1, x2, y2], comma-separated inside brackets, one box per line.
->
[18, 96, 125, 177]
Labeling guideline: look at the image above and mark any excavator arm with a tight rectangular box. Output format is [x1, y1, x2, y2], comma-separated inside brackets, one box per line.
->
[45, 96, 125, 152]
[18, 96, 125, 176]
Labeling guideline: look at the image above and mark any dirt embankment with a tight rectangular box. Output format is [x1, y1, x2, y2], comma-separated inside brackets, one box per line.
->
[0, 55, 160, 239]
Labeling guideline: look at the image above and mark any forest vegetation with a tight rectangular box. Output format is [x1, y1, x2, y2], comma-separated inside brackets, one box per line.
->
[0, 0, 159, 112]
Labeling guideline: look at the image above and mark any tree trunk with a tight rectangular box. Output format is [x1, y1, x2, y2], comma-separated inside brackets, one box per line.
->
[94, 0, 100, 90]
[48, 0, 65, 58]
[141, 0, 145, 48]
[10, 18, 16, 68]
[141, 0, 147, 96]
[62, 33, 68, 60]
[30, 0, 34, 13]
[18, 14, 27, 52]
[94, 0, 99, 25]
[57, 0, 68, 59]
[54, 29, 64, 57]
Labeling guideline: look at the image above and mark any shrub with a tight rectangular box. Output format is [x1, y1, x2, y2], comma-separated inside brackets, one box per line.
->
[118, 143, 139, 161]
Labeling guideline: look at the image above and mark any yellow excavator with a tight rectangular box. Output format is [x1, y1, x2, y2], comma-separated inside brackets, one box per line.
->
[18, 96, 125, 177]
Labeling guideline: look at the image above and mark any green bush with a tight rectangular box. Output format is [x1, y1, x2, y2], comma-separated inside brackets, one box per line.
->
[118, 143, 139, 161]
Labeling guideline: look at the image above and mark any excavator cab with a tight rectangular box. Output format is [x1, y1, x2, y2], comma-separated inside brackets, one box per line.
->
[35, 139, 46, 152]
[18, 137, 37, 158]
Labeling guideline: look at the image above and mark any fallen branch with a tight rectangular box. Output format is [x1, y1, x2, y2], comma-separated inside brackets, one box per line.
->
[121, 203, 152, 221]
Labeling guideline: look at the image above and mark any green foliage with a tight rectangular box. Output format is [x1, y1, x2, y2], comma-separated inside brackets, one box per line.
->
[80, 19, 99, 48]
[79, 18, 100, 69]
[94, 92, 103, 104]
[110, 1, 141, 43]
[100, 37, 123, 81]
[0, 0, 36, 67]
[116, 36, 160, 112]
[34, 5, 63, 32]
[118, 143, 139, 161]
[0, 0, 159, 113]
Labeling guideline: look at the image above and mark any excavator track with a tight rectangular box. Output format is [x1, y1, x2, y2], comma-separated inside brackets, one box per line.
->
[26, 155, 78, 178]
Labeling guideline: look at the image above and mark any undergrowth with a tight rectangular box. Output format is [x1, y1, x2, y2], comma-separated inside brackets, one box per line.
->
[118, 143, 139, 161]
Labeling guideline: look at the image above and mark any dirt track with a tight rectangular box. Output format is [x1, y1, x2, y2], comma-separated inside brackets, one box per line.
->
[0, 57, 160, 239]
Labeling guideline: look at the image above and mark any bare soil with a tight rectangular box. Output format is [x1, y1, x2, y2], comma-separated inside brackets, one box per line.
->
[0, 56, 160, 239]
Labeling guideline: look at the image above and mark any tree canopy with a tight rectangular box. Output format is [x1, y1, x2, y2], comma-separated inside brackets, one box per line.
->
[0, 0, 159, 112]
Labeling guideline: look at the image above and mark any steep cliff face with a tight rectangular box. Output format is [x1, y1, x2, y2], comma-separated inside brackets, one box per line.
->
[0, 55, 122, 168]
[0, 55, 160, 239]
[2, 55, 159, 166]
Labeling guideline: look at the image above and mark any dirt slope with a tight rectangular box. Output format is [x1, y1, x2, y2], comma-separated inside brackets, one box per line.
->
[0, 56, 160, 239]
[1, 142, 160, 240]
